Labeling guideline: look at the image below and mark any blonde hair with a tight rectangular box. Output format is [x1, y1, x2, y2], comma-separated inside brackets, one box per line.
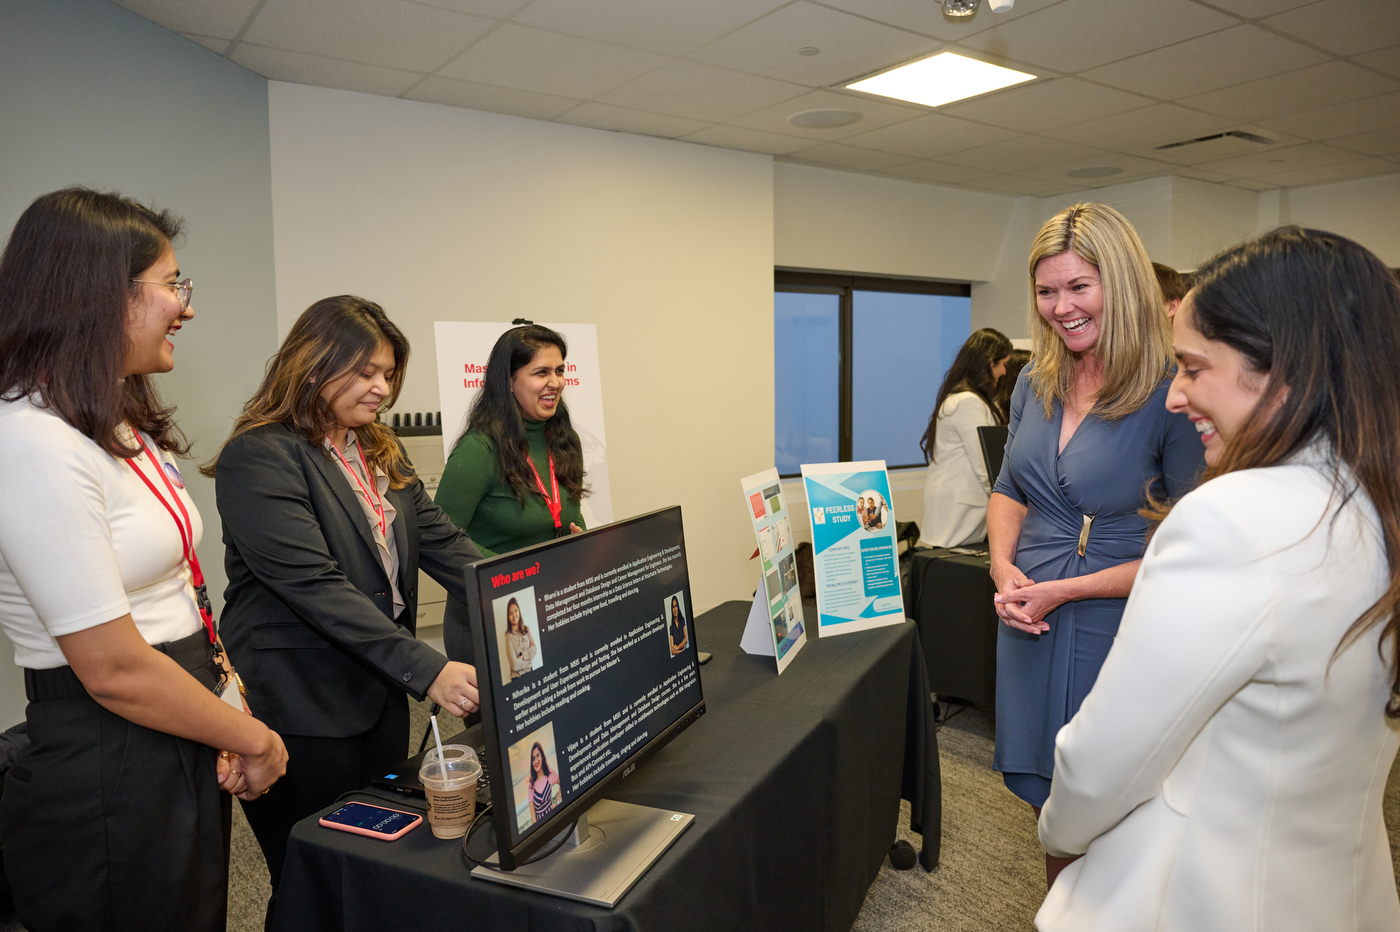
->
[1026, 203, 1173, 419]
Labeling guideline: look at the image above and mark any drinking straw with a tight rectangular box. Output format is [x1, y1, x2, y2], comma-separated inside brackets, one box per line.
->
[430, 714, 446, 774]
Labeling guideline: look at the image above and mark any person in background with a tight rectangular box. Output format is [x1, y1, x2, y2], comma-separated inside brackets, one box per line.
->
[0, 188, 287, 932]
[1152, 261, 1186, 318]
[918, 328, 1013, 548]
[205, 296, 482, 927]
[988, 203, 1203, 888]
[1037, 228, 1400, 931]
[437, 325, 588, 665]
[993, 349, 1033, 424]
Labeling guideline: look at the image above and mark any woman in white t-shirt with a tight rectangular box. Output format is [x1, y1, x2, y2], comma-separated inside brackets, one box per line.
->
[0, 188, 287, 932]
[918, 328, 1013, 548]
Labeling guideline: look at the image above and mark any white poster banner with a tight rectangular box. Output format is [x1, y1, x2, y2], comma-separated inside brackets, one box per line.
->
[434, 322, 613, 526]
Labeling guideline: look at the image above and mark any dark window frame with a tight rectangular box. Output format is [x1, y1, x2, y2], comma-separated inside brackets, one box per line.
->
[774, 269, 972, 477]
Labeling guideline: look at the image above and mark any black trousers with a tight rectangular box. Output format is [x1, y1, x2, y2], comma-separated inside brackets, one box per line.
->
[241, 690, 408, 926]
[0, 631, 232, 932]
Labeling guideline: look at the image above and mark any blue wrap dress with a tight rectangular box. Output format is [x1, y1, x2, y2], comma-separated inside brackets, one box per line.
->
[992, 368, 1204, 807]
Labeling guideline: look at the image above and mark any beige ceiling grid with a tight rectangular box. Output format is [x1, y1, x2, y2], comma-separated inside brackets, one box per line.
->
[115, 0, 1400, 196]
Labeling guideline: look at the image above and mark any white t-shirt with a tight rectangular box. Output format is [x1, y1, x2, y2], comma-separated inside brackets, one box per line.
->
[0, 396, 203, 669]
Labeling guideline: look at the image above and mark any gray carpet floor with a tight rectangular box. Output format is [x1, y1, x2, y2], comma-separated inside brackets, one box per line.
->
[3, 700, 1397, 931]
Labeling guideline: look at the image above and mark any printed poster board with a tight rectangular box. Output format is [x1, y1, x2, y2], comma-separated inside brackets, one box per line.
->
[434, 321, 613, 526]
[800, 460, 904, 636]
[738, 468, 807, 673]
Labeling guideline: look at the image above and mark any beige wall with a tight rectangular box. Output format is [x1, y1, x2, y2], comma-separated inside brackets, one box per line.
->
[1279, 173, 1400, 266]
[268, 83, 775, 613]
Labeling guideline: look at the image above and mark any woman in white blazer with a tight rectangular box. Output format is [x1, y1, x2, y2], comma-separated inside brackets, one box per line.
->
[918, 328, 1012, 548]
[1037, 227, 1400, 932]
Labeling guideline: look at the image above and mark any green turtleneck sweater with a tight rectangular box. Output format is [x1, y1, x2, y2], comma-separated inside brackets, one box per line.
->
[435, 418, 586, 558]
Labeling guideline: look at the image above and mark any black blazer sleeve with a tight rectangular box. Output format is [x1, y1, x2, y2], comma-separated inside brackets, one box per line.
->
[216, 425, 473, 737]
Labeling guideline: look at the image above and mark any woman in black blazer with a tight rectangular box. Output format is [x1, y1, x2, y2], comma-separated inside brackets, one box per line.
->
[206, 296, 482, 925]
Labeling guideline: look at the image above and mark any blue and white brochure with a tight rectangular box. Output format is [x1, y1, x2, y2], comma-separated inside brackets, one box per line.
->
[800, 460, 905, 636]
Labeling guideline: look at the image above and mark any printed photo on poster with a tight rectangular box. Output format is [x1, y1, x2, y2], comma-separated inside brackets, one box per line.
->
[665, 591, 689, 656]
[509, 722, 563, 835]
[493, 589, 543, 685]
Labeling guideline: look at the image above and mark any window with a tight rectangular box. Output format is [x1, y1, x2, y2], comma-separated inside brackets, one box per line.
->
[775, 271, 971, 476]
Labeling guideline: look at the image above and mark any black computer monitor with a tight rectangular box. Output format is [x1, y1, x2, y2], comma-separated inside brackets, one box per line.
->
[977, 424, 1009, 487]
[464, 506, 705, 896]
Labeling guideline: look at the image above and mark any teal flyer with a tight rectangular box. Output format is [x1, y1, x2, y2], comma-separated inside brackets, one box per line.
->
[800, 460, 905, 636]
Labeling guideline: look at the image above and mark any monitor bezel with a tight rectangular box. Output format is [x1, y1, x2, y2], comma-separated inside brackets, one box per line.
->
[464, 505, 706, 871]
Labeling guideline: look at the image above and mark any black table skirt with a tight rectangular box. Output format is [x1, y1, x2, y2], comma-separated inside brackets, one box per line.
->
[272, 601, 941, 932]
[906, 549, 998, 708]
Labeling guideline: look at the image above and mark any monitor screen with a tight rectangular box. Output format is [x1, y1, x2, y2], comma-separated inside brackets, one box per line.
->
[465, 506, 705, 869]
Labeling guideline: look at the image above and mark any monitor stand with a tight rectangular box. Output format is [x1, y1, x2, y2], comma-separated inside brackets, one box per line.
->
[470, 799, 694, 908]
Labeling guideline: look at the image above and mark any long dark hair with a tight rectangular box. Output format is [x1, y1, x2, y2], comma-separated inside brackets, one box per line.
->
[529, 741, 552, 782]
[919, 328, 1012, 463]
[202, 296, 412, 486]
[0, 187, 187, 457]
[1175, 226, 1400, 716]
[460, 325, 587, 504]
[992, 349, 1033, 423]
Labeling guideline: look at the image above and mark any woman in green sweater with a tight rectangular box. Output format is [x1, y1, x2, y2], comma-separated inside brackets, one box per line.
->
[436, 325, 588, 662]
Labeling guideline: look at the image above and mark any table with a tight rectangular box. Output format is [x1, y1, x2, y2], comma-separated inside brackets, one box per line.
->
[905, 548, 998, 708]
[272, 601, 942, 932]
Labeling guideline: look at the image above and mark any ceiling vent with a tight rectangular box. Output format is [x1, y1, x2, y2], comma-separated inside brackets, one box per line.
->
[1153, 130, 1275, 162]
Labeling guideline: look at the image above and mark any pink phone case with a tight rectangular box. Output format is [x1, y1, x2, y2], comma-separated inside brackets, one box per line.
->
[319, 803, 422, 841]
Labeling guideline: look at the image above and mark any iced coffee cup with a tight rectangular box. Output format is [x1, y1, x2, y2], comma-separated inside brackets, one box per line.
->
[420, 744, 481, 839]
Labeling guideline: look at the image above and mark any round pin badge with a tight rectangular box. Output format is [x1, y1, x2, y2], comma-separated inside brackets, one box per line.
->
[162, 461, 186, 490]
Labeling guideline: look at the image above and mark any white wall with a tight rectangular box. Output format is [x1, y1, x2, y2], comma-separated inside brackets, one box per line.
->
[268, 83, 775, 613]
[0, 0, 279, 726]
[1280, 172, 1400, 266]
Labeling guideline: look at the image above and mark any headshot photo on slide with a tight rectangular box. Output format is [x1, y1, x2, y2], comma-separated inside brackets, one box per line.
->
[493, 588, 543, 685]
[508, 722, 562, 835]
[665, 591, 688, 656]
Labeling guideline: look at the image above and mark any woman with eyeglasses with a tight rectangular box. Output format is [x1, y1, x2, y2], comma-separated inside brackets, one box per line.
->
[0, 188, 288, 932]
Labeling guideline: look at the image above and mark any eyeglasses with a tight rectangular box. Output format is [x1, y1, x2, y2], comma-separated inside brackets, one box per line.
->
[130, 277, 194, 310]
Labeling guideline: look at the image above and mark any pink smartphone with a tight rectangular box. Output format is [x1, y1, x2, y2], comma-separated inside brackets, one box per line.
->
[319, 802, 422, 840]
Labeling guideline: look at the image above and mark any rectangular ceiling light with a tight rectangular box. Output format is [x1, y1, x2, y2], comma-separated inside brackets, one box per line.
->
[846, 51, 1035, 108]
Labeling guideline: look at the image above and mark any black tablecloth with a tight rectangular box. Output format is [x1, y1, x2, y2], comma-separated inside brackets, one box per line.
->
[272, 600, 941, 932]
[906, 548, 998, 708]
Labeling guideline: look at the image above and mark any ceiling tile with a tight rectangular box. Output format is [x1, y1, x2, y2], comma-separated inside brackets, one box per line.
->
[230, 44, 424, 96]
[1225, 177, 1279, 191]
[813, 0, 1065, 41]
[956, 0, 1236, 74]
[1022, 152, 1180, 183]
[1263, 0, 1400, 56]
[111, 0, 262, 40]
[1079, 25, 1326, 100]
[510, 0, 788, 56]
[1186, 0, 1315, 16]
[437, 24, 666, 98]
[181, 33, 232, 55]
[1257, 91, 1400, 139]
[729, 89, 923, 141]
[680, 125, 817, 156]
[841, 113, 1021, 157]
[404, 75, 582, 119]
[967, 174, 1080, 196]
[554, 103, 712, 138]
[596, 60, 808, 123]
[1257, 157, 1398, 187]
[1171, 166, 1237, 183]
[408, 0, 530, 18]
[885, 160, 999, 184]
[782, 143, 915, 171]
[1177, 61, 1400, 122]
[1197, 141, 1362, 177]
[688, 2, 939, 86]
[1354, 45, 1400, 81]
[243, 0, 496, 72]
[938, 134, 1105, 172]
[940, 78, 1152, 133]
[1330, 126, 1400, 156]
[1041, 103, 1233, 151]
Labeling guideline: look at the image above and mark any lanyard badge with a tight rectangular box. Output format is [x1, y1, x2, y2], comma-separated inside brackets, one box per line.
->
[525, 437, 564, 534]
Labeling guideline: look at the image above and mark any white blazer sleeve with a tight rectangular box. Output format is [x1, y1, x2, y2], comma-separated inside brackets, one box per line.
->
[941, 394, 997, 495]
[1038, 486, 1274, 857]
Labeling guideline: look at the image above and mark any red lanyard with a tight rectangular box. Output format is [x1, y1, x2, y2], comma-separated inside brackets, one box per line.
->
[526, 447, 563, 531]
[332, 437, 387, 540]
[126, 441, 216, 644]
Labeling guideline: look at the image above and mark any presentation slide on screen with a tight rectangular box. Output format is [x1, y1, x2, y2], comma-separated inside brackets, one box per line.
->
[801, 461, 905, 636]
[739, 467, 807, 673]
[476, 512, 702, 844]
